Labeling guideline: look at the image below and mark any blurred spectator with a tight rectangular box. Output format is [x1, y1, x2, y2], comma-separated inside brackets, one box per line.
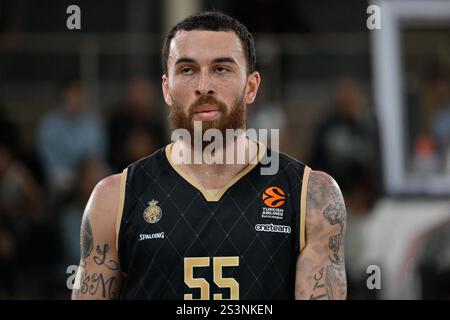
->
[411, 134, 440, 175]
[36, 77, 107, 197]
[416, 219, 450, 299]
[0, 139, 43, 226]
[398, 217, 450, 299]
[311, 77, 380, 212]
[108, 76, 167, 171]
[247, 87, 288, 150]
[248, 89, 287, 132]
[428, 70, 450, 173]
[1, 101, 44, 186]
[0, 132, 44, 297]
[311, 78, 381, 299]
[59, 157, 110, 270]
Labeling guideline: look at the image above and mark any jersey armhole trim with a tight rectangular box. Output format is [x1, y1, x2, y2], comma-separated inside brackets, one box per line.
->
[115, 168, 128, 253]
[299, 166, 311, 252]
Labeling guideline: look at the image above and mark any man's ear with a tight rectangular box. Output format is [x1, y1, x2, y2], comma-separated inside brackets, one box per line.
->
[245, 71, 261, 105]
[162, 74, 173, 106]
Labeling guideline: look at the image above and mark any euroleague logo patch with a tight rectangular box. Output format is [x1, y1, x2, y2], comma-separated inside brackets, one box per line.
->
[262, 186, 286, 208]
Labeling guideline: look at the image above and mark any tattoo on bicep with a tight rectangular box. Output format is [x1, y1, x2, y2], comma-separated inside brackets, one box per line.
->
[323, 186, 346, 266]
[322, 234, 347, 299]
[81, 218, 93, 259]
[323, 188, 347, 298]
[322, 203, 345, 225]
[328, 233, 345, 265]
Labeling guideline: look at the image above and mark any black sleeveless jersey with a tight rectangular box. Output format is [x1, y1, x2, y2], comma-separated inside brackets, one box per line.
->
[116, 142, 311, 300]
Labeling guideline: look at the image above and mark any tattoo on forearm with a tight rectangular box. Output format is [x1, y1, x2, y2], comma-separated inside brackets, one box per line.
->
[74, 242, 121, 298]
[76, 217, 121, 298]
[324, 265, 337, 299]
[76, 269, 119, 299]
[81, 218, 93, 259]
[94, 244, 120, 271]
[326, 262, 346, 298]
[309, 267, 327, 300]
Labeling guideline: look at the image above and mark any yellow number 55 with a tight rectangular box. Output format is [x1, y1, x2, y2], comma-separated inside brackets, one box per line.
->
[184, 256, 239, 300]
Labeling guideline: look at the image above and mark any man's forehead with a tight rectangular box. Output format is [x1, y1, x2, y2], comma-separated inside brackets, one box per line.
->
[168, 30, 244, 61]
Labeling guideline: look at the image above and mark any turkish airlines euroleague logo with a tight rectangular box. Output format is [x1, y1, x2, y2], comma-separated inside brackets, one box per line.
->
[262, 187, 286, 208]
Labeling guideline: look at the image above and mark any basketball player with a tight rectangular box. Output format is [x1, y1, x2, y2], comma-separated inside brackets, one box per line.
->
[72, 11, 347, 300]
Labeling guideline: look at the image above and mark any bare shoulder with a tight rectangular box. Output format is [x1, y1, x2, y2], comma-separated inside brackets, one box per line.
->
[92, 174, 122, 202]
[84, 173, 123, 235]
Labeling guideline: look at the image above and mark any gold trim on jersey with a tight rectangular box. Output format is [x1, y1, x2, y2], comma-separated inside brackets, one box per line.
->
[299, 166, 311, 252]
[165, 140, 266, 202]
[115, 168, 128, 252]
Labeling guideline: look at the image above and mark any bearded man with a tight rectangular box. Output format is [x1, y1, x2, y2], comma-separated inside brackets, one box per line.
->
[72, 11, 347, 300]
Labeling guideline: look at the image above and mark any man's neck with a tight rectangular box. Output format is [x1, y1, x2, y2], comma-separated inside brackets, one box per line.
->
[174, 134, 259, 189]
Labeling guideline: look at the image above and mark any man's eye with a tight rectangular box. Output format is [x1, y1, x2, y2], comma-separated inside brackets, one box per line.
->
[215, 67, 229, 74]
[181, 67, 193, 75]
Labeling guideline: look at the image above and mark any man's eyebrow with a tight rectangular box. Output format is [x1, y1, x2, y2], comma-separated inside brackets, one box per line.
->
[174, 57, 197, 65]
[212, 57, 238, 65]
[174, 56, 238, 66]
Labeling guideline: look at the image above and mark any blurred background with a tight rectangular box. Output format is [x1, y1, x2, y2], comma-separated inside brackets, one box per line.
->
[0, 0, 449, 299]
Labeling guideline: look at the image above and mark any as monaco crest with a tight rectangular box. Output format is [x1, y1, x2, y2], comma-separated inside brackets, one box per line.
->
[143, 199, 162, 224]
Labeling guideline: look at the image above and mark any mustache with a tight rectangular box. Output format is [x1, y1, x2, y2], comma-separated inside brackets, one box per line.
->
[188, 96, 227, 116]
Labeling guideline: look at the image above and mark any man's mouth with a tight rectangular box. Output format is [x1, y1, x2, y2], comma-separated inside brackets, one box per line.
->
[192, 105, 221, 121]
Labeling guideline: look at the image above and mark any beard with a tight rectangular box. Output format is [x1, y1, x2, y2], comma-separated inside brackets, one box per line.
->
[168, 92, 246, 146]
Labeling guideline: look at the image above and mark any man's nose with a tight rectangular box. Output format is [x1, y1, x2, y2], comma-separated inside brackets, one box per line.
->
[195, 72, 215, 96]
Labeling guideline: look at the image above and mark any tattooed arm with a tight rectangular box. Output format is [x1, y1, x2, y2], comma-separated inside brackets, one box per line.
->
[72, 174, 124, 300]
[295, 170, 347, 300]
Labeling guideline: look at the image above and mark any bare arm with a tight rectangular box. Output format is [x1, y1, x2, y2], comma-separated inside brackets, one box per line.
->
[295, 170, 347, 300]
[72, 174, 124, 300]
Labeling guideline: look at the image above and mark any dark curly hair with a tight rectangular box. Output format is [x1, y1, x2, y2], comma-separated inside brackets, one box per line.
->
[161, 11, 256, 75]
